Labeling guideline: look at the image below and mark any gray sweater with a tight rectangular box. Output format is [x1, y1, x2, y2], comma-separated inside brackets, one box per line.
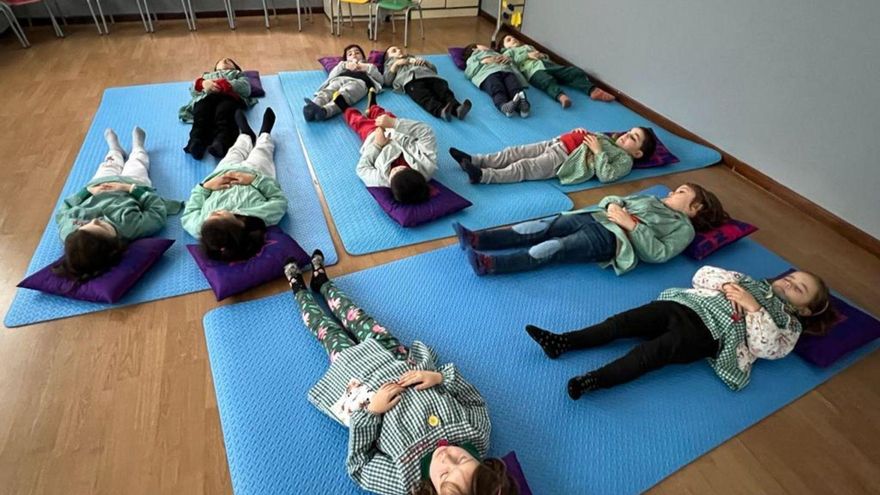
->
[317, 61, 384, 93]
[356, 118, 438, 187]
[382, 56, 441, 92]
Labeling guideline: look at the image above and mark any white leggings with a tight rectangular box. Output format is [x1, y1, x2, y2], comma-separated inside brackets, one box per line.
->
[216, 133, 276, 178]
[91, 147, 151, 186]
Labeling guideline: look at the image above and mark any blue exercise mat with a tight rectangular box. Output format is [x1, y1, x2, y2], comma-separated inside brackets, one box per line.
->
[203, 229, 879, 492]
[425, 55, 722, 193]
[278, 65, 573, 255]
[4, 75, 337, 328]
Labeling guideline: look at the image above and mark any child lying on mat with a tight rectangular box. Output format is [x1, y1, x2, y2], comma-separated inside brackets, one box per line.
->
[303, 44, 384, 122]
[54, 127, 180, 281]
[449, 127, 656, 185]
[463, 43, 530, 118]
[182, 108, 287, 261]
[283, 251, 518, 495]
[345, 92, 437, 205]
[501, 34, 615, 108]
[180, 57, 257, 160]
[383, 45, 472, 121]
[526, 266, 836, 398]
[453, 183, 727, 276]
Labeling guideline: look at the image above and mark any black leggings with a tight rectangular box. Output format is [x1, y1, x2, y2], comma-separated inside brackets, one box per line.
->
[189, 93, 243, 151]
[569, 301, 719, 388]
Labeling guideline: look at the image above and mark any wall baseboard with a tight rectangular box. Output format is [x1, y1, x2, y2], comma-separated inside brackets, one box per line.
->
[481, 11, 880, 256]
[6, 7, 325, 27]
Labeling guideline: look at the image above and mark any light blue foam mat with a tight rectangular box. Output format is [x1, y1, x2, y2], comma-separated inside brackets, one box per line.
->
[418, 56, 722, 193]
[204, 242, 879, 493]
[4, 75, 337, 328]
[278, 64, 573, 255]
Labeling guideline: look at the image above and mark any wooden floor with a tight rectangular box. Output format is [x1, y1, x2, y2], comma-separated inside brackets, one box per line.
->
[1, 15, 878, 495]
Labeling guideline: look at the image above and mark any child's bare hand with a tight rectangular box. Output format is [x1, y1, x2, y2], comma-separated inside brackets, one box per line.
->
[527, 51, 543, 60]
[398, 370, 443, 391]
[203, 175, 234, 191]
[367, 383, 404, 414]
[583, 133, 603, 154]
[375, 114, 397, 129]
[224, 171, 256, 185]
[606, 204, 637, 231]
[722, 284, 761, 313]
[202, 79, 216, 92]
[372, 128, 389, 147]
[88, 182, 130, 195]
[497, 55, 511, 64]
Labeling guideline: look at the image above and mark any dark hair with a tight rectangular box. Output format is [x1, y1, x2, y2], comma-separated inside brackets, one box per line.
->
[685, 182, 729, 232]
[215, 57, 241, 71]
[390, 168, 430, 204]
[383, 45, 398, 63]
[342, 44, 366, 61]
[413, 458, 519, 495]
[636, 127, 657, 160]
[53, 229, 127, 281]
[200, 215, 267, 262]
[463, 43, 478, 62]
[793, 271, 838, 336]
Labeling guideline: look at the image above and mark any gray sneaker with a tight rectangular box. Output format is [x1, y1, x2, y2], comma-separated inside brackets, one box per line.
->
[500, 100, 517, 117]
[514, 91, 530, 118]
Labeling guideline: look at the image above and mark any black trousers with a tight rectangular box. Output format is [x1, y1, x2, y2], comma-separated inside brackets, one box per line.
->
[479, 72, 523, 109]
[404, 77, 459, 117]
[189, 93, 243, 153]
[570, 301, 719, 388]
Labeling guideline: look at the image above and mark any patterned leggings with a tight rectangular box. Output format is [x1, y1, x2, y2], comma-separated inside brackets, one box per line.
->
[294, 281, 408, 362]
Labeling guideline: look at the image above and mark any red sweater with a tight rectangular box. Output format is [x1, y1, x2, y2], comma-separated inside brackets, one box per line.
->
[194, 78, 240, 100]
[559, 129, 588, 154]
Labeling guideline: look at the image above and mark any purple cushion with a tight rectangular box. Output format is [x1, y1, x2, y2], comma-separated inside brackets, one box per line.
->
[366, 180, 472, 227]
[318, 50, 385, 73]
[769, 269, 880, 368]
[500, 451, 533, 495]
[448, 46, 467, 70]
[243, 70, 265, 97]
[684, 218, 758, 260]
[17, 237, 174, 303]
[607, 131, 680, 169]
[187, 226, 309, 301]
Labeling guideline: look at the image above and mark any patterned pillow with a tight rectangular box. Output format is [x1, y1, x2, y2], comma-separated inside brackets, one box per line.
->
[607, 131, 680, 169]
[17, 237, 174, 303]
[318, 50, 385, 73]
[684, 219, 758, 260]
[448, 46, 467, 70]
[243, 70, 265, 97]
[366, 180, 472, 227]
[188, 226, 309, 300]
[500, 451, 533, 495]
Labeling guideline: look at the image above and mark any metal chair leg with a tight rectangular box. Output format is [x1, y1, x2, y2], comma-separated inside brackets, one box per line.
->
[225, 0, 236, 29]
[260, 0, 269, 28]
[418, 5, 423, 39]
[347, 2, 354, 27]
[85, 0, 104, 34]
[53, 0, 67, 26]
[403, 9, 408, 47]
[96, 0, 108, 33]
[1, 4, 30, 48]
[186, 0, 197, 30]
[335, 0, 341, 36]
[44, 1, 64, 37]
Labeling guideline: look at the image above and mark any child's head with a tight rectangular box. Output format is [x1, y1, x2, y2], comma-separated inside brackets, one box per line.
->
[614, 127, 656, 160]
[343, 44, 366, 62]
[501, 35, 522, 49]
[200, 211, 267, 262]
[215, 58, 241, 71]
[661, 183, 729, 232]
[463, 43, 491, 61]
[389, 166, 430, 204]
[771, 271, 837, 335]
[414, 446, 519, 495]
[54, 220, 127, 281]
[384, 45, 406, 60]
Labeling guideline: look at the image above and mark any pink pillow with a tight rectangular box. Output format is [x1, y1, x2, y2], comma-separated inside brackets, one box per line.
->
[684, 219, 758, 260]
[318, 50, 385, 73]
[17, 237, 174, 303]
[366, 180, 472, 227]
[187, 226, 309, 300]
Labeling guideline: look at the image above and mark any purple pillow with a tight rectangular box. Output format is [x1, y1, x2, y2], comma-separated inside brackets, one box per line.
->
[243, 70, 265, 97]
[318, 50, 385, 73]
[500, 451, 533, 495]
[766, 269, 880, 368]
[366, 180, 472, 227]
[607, 131, 679, 169]
[448, 47, 467, 70]
[17, 237, 174, 303]
[187, 226, 309, 300]
[684, 218, 758, 260]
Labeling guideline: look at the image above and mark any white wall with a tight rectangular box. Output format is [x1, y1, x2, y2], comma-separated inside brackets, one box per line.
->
[520, 0, 880, 238]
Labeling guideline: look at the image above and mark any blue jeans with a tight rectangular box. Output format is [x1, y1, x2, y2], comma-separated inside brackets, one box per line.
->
[476, 213, 617, 274]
